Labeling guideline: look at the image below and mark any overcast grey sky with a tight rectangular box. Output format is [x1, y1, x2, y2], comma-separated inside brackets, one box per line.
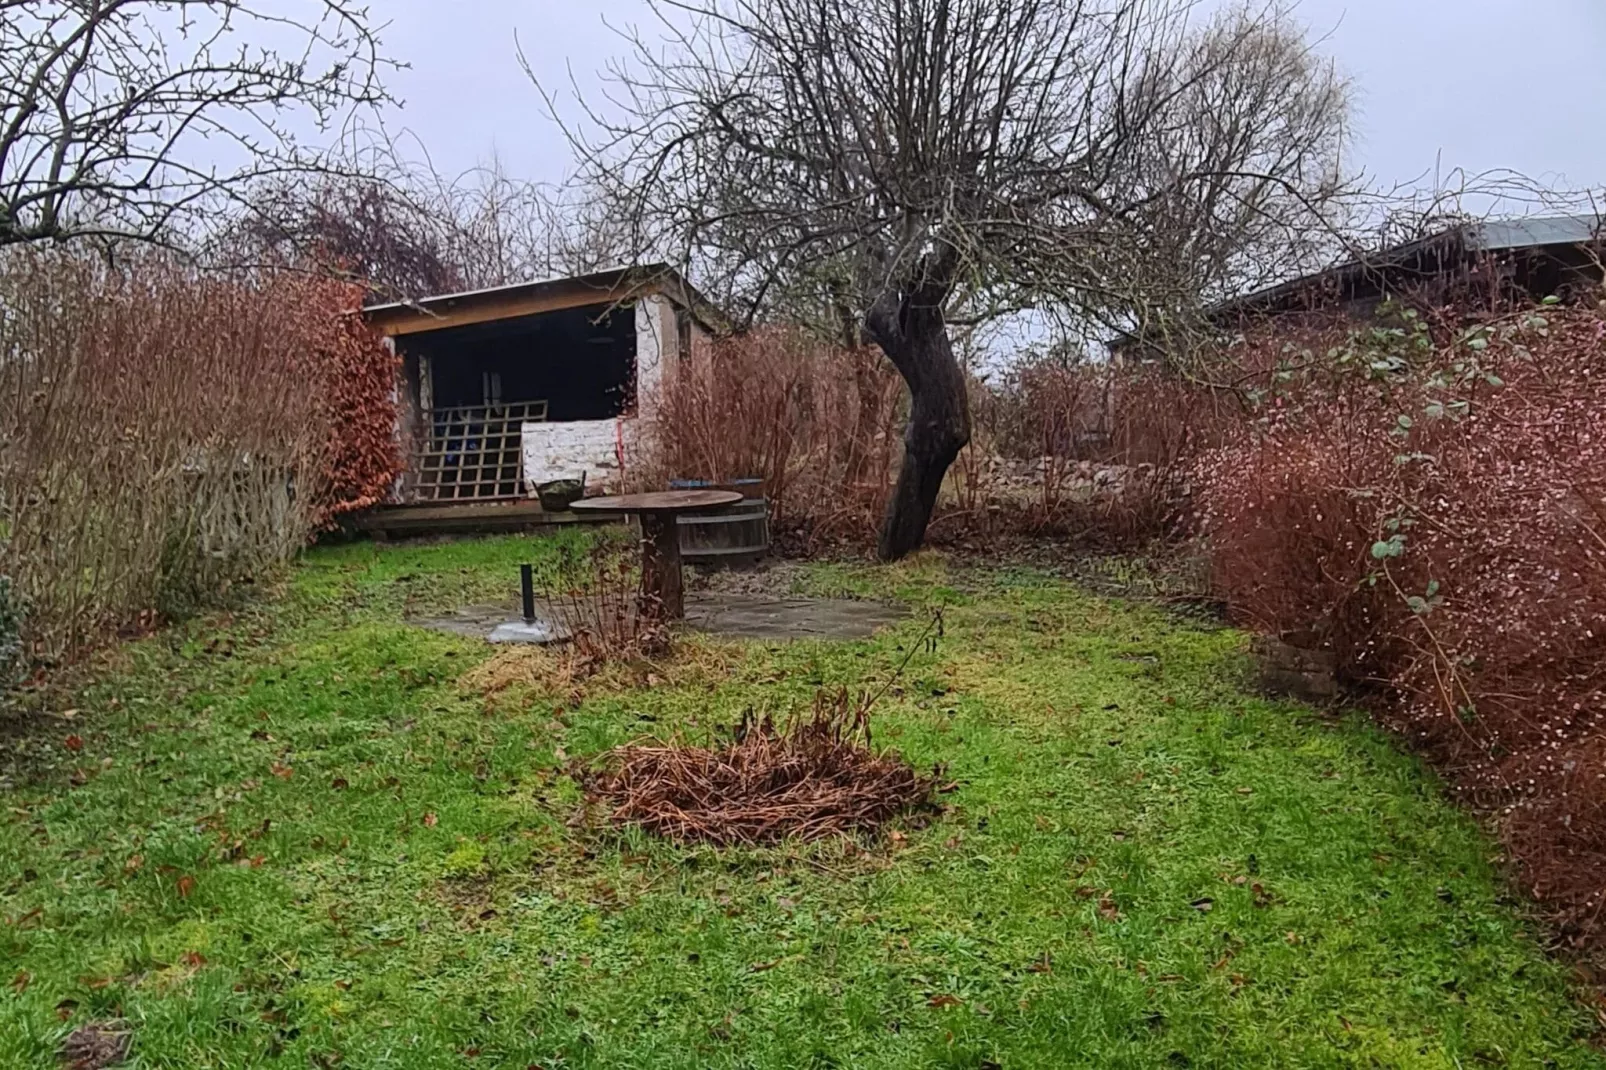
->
[372, 0, 1606, 199]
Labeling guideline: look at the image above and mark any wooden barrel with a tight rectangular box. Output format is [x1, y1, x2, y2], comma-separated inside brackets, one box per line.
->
[671, 479, 771, 566]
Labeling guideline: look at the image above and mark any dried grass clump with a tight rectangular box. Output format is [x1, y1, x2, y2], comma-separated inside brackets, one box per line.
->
[458, 646, 576, 696]
[583, 692, 941, 846]
[460, 639, 741, 707]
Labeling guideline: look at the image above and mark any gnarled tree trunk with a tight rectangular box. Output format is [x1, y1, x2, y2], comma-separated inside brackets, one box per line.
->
[865, 257, 971, 561]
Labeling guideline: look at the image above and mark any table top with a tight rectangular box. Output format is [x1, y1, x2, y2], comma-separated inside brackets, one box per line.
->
[569, 490, 744, 514]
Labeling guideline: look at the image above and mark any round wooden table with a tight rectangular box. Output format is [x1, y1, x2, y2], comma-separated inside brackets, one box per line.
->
[570, 490, 743, 619]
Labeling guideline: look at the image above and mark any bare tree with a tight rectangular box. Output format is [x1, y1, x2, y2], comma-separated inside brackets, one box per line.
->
[550, 0, 1353, 558]
[235, 148, 636, 300]
[0, 0, 393, 247]
[238, 173, 459, 296]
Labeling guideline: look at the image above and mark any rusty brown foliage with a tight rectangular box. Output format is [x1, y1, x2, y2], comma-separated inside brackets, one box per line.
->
[307, 302, 402, 529]
[1193, 299, 1606, 951]
[0, 247, 398, 666]
[582, 691, 941, 846]
[645, 329, 1201, 553]
[644, 327, 904, 549]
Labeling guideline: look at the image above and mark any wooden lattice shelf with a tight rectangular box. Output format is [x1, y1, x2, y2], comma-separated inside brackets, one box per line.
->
[413, 401, 548, 501]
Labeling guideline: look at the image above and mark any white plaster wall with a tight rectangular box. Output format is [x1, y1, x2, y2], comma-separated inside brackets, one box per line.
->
[522, 419, 625, 492]
[634, 294, 677, 420]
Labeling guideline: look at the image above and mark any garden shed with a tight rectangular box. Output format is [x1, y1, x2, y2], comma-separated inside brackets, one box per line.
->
[359, 265, 719, 534]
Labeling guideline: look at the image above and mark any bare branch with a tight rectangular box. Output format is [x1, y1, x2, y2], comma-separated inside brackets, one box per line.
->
[0, 0, 397, 248]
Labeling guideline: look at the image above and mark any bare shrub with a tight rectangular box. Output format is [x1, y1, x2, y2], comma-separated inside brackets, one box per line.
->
[582, 690, 941, 846]
[0, 247, 384, 665]
[957, 356, 1215, 546]
[645, 328, 903, 551]
[1194, 300, 1606, 948]
[542, 530, 672, 667]
[646, 328, 1207, 552]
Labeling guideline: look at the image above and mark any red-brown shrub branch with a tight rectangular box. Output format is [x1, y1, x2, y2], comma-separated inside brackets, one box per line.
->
[0, 249, 402, 665]
[1194, 301, 1606, 948]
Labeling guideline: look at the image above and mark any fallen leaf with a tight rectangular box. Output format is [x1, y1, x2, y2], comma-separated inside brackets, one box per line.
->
[124, 854, 144, 874]
[64, 735, 84, 753]
[1190, 897, 1214, 913]
[176, 875, 195, 899]
[180, 951, 207, 967]
[889, 830, 907, 845]
[331, 777, 349, 790]
[1097, 895, 1122, 922]
[422, 812, 438, 827]
[10, 970, 29, 993]
[928, 994, 963, 1009]
[270, 762, 293, 780]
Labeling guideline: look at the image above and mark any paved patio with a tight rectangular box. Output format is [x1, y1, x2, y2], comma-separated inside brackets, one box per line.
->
[416, 590, 908, 643]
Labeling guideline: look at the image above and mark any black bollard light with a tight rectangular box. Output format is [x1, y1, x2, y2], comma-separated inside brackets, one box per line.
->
[520, 564, 536, 624]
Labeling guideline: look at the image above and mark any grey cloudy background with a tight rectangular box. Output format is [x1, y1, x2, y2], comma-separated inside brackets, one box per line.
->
[369, 0, 1606, 200]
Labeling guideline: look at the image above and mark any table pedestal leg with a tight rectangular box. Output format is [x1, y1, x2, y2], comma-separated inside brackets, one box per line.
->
[638, 513, 684, 620]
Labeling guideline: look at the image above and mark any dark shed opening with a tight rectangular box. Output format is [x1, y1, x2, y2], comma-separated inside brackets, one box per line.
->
[403, 301, 636, 420]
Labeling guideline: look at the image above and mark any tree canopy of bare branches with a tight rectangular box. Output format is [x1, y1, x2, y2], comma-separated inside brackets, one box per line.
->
[554, 0, 1353, 558]
[0, 0, 393, 247]
[234, 150, 638, 301]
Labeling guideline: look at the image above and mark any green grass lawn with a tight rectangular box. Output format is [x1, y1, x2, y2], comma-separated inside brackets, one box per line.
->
[2, 534, 1602, 1068]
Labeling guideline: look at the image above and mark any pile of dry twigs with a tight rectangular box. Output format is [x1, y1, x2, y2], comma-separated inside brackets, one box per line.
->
[582, 689, 941, 846]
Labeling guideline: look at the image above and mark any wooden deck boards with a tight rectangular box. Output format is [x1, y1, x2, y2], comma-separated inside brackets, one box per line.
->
[354, 500, 618, 540]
